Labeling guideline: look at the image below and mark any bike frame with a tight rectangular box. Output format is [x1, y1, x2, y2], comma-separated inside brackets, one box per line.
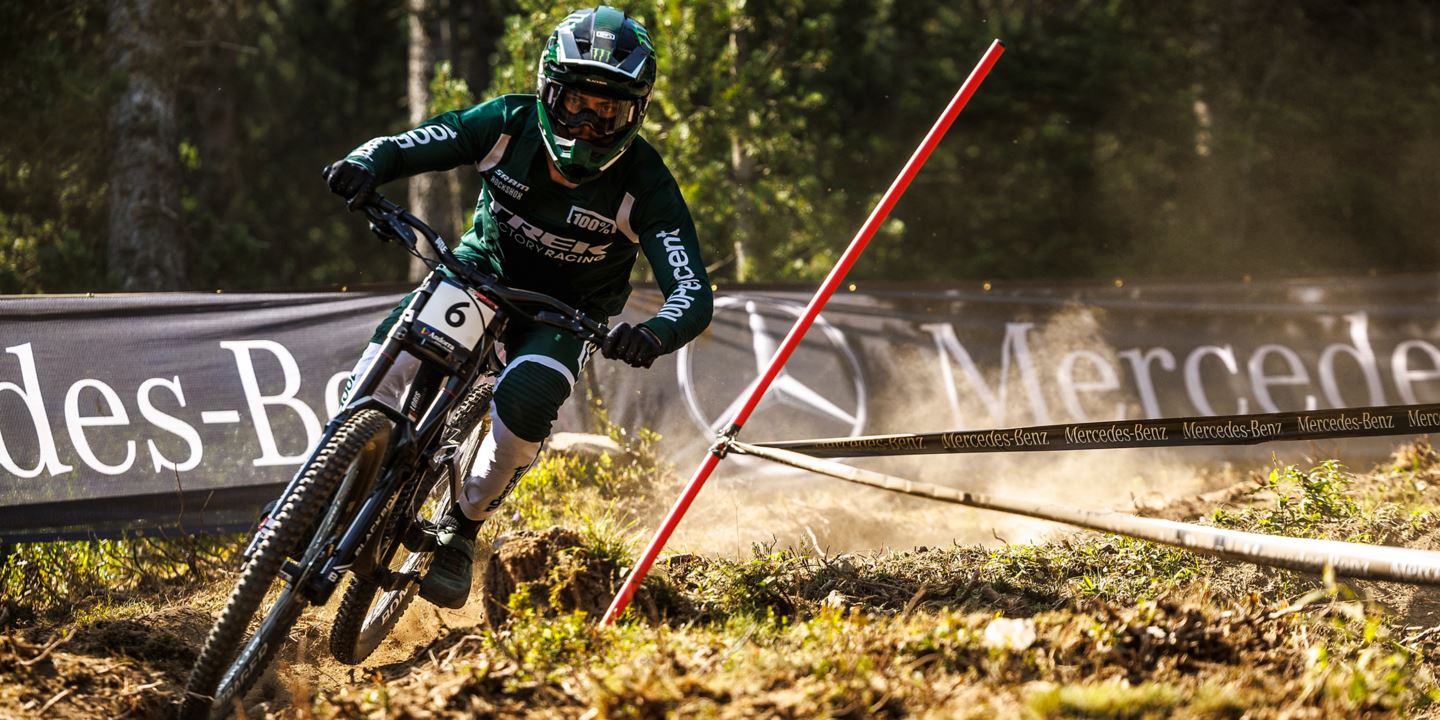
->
[257, 195, 608, 607]
[295, 272, 505, 604]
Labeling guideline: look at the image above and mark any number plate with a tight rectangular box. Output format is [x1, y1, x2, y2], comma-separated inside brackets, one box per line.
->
[416, 280, 493, 351]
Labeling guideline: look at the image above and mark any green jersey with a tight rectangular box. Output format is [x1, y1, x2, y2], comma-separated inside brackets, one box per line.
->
[346, 94, 712, 353]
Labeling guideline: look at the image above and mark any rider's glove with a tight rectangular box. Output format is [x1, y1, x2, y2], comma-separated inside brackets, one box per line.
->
[601, 323, 664, 369]
[323, 160, 377, 211]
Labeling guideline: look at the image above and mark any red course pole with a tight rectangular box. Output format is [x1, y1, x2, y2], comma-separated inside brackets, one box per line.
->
[601, 39, 1006, 625]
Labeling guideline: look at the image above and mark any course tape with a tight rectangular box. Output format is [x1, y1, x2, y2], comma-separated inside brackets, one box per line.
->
[729, 441, 1440, 586]
[757, 402, 1440, 458]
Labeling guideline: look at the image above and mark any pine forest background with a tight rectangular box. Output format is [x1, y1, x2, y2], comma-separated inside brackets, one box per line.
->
[2, 0, 1437, 294]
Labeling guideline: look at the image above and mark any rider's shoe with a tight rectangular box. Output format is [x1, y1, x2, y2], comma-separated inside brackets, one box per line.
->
[418, 508, 483, 609]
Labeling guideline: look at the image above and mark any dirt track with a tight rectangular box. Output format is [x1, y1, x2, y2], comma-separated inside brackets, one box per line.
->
[5, 442, 1440, 718]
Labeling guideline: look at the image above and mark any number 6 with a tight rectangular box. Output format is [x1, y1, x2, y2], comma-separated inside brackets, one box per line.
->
[445, 302, 467, 326]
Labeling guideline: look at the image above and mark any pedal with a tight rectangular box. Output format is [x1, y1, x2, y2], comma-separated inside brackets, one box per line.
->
[429, 443, 459, 470]
[400, 519, 439, 553]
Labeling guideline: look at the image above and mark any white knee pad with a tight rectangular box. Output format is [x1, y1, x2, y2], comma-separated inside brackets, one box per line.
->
[342, 342, 421, 412]
[457, 412, 543, 522]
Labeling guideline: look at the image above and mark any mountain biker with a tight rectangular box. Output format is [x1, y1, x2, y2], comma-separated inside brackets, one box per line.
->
[322, 6, 711, 609]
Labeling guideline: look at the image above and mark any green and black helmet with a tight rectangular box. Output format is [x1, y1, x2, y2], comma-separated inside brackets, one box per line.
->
[536, 6, 656, 183]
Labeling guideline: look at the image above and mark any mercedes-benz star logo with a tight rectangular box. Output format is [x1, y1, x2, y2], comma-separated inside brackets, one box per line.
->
[676, 296, 867, 440]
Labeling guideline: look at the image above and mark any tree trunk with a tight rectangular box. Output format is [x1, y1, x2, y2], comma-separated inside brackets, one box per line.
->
[191, 2, 241, 254]
[452, 0, 505, 227]
[106, 0, 186, 291]
[407, 0, 450, 281]
[728, 19, 756, 283]
[436, 0, 466, 237]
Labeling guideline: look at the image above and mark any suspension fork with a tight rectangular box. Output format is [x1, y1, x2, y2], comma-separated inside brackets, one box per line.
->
[305, 363, 482, 602]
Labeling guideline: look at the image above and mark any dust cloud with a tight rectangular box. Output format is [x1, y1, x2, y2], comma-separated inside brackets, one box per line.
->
[668, 305, 1257, 558]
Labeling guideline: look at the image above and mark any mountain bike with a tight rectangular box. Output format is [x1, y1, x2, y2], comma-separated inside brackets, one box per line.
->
[181, 195, 608, 719]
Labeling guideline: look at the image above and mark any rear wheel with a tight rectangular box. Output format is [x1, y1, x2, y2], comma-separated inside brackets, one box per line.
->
[182, 409, 391, 719]
[329, 384, 493, 665]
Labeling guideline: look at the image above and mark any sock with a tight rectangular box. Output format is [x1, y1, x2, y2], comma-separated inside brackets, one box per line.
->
[441, 502, 484, 538]
[457, 412, 543, 522]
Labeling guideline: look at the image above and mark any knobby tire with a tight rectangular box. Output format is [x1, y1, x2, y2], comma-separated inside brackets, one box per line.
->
[181, 409, 392, 720]
[329, 384, 493, 665]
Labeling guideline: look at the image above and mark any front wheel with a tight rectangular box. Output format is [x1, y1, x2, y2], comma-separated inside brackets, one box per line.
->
[182, 409, 391, 719]
[329, 383, 492, 665]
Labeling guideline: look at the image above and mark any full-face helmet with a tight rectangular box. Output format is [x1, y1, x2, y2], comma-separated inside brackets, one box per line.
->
[536, 6, 656, 183]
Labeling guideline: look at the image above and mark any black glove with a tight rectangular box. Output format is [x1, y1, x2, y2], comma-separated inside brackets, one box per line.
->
[322, 160, 376, 211]
[601, 323, 663, 369]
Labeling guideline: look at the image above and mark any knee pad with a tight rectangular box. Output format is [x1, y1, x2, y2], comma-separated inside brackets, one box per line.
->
[491, 357, 574, 443]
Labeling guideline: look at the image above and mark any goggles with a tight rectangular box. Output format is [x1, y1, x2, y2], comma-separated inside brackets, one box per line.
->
[541, 83, 640, 144]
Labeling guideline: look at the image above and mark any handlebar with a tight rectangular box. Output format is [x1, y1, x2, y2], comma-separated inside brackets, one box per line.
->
[358, 194, 609, 345]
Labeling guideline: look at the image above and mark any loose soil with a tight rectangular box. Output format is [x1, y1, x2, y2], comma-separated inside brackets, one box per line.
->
[5, 442, 1440, 718]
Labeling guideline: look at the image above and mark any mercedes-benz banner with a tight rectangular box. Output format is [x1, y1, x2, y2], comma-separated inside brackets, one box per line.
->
[2, 274, 1438, 541]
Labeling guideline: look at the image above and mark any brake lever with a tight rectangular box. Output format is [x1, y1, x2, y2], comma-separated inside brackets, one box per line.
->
[362, 206, 418, 249]
[533, 310, 608, 344]
[361, 205, 391, 242]
[388, 217, 418, 248]
[366, 222, 393, 244]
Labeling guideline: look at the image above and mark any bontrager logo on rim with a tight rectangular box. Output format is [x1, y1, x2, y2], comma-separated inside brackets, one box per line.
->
[566, 206, 618, 234]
